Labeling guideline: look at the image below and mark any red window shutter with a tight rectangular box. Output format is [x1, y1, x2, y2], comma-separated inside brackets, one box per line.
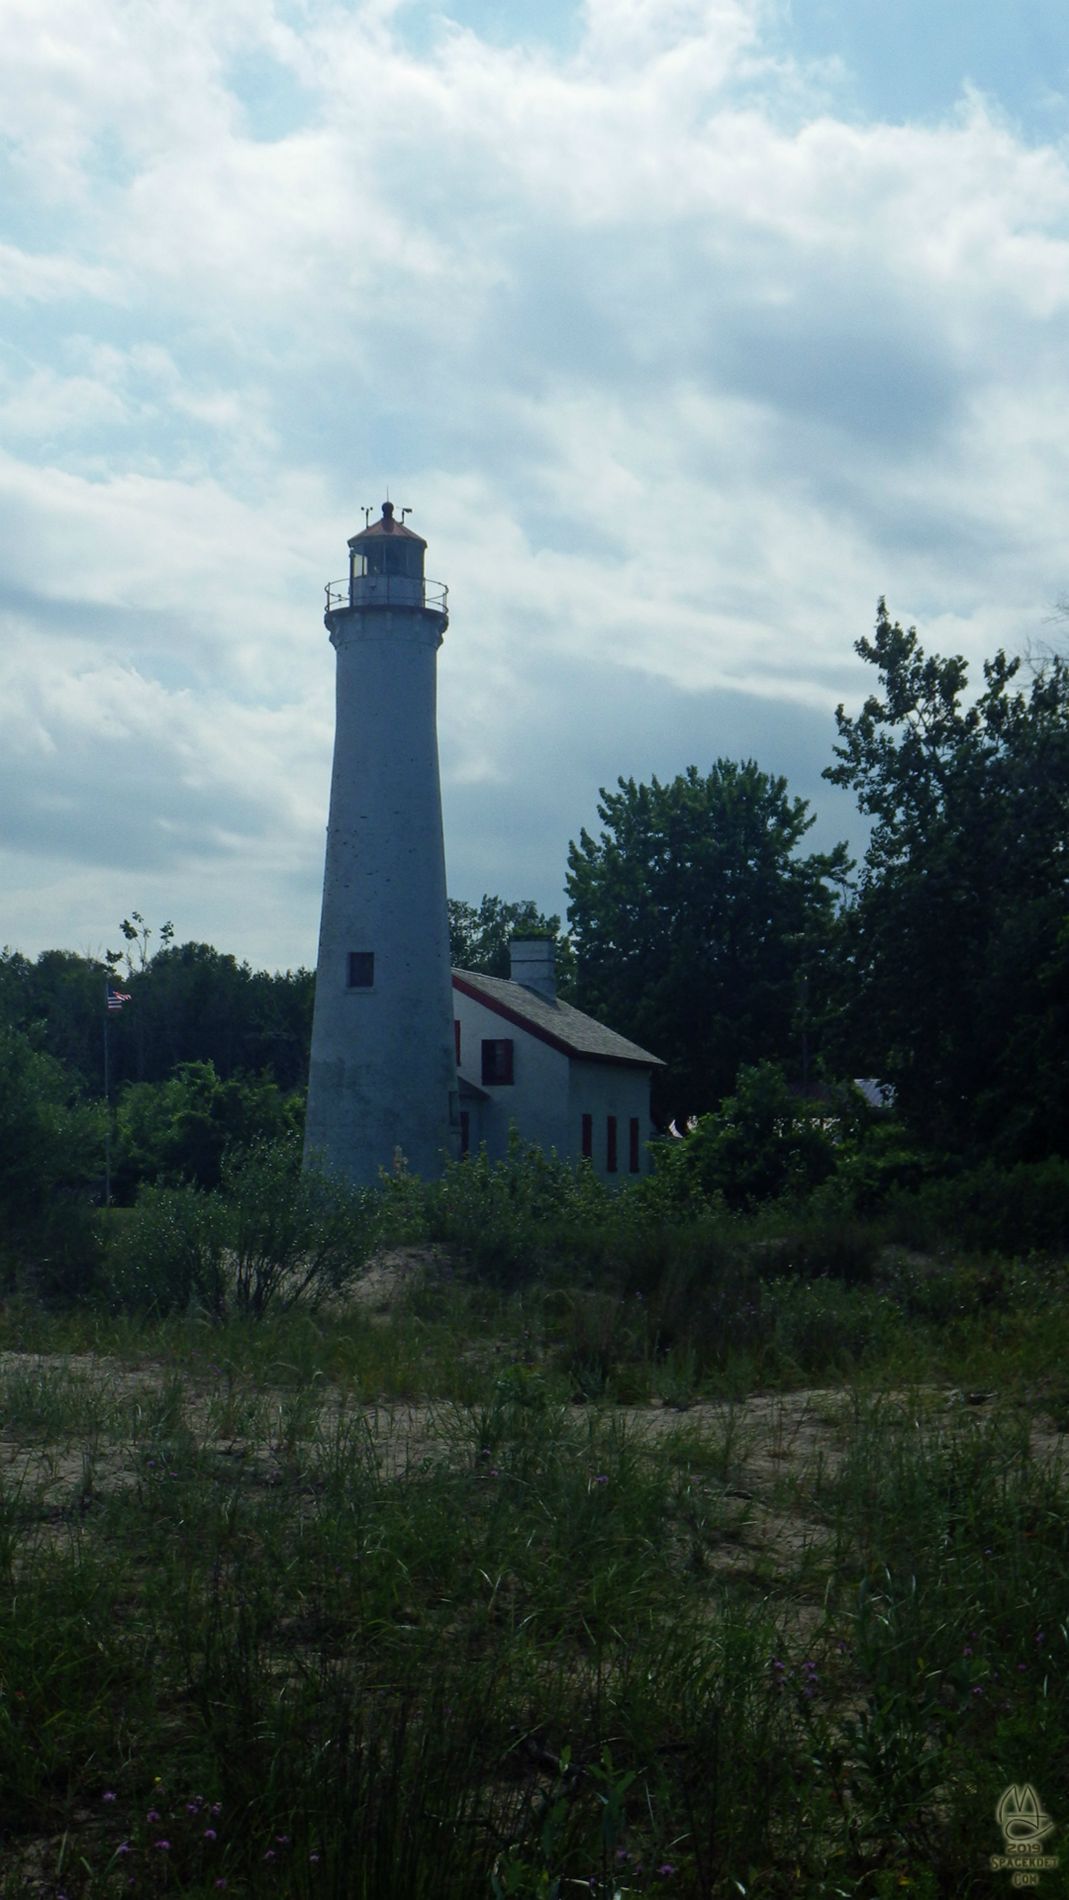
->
[606, 1115, 618, 1174]
[581, 1113, 593, 1159]
[454, 1019, 461, 1064]
[629, 1117, 640, 1173]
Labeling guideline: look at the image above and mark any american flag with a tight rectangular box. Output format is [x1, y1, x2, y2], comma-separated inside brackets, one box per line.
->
[106, 987, 132, 1012]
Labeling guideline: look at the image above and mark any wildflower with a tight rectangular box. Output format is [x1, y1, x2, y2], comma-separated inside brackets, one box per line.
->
[116, 1843, 132, 1857]
[971, 1685, 984, 1696]
[657, 1865, 677, 1878]
[215, 1881, 228, 1890]
[263, 1850, 276, 1862]
[309, 1852, 321, 1864]
[963, 1646, 973, 1657]
[204, 1828, 218, 1842]
[276, 1834, 291, 1845]
[593, 1474, 609, 1485]
[147, 1810, 161, 1823]
[211, 1802, 223, 1815]
[154, 1839, 172, 1851]
[102, 1791, 118, 1804]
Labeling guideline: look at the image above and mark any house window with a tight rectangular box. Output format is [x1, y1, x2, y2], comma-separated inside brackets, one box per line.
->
[454, 1019, 461, 1064]
[606, 1115, 618, 1174]
[581, 1113, 593, 1159]
[481, 1038, 514, 1085]
[629, 1117, 641, 1173]
[347, 951, 374, 988]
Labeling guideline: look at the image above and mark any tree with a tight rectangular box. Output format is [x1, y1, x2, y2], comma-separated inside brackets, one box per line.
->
[566, 762, 850, 1125]
[0, 1028, 104, 1231]
[656, 1061, 838, 1210]
[824, 602, 1069, 1160]
[113, 1060, 302, 1198]
[448, 894, 575, 993]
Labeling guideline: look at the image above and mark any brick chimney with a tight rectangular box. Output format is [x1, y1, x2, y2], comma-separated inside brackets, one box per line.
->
[510, 937, 556, 1000]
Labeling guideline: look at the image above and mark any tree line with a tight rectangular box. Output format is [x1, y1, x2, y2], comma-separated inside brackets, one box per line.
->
[2, 604, 1066, 1226]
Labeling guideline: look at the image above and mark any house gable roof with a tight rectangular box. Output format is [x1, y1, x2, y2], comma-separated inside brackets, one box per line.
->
[452, 969, 664, 1069]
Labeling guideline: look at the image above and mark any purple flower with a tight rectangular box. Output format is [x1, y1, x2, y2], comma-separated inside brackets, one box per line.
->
[963, 1646, 973, 1657]
[593, 1474, 609, 1485]
[154, 1839, 172, 1851]
[116, 1842, 132, 1857]
[215, 1881, 228, 1890]
[276, 1834, 291, 1845]
[309, 1852, 321, 1864]
[146, 1810, 161, 1822]
[657, 1865, 677, 1879]
[102, 1791, 117, 1804]
[204, 1828, 218, 1841]
[263, 1849, 276, 1862]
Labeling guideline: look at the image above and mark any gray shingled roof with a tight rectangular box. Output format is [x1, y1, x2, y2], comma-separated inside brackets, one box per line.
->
[452, 969, 664, 1068]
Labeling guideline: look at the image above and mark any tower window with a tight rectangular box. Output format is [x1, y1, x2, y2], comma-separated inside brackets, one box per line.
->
[481, 1038, 514, 1085]
[347, 951, 375, 988]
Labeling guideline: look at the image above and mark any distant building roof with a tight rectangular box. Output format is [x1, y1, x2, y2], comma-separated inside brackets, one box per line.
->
[853, 1077, 895, 1110]
[452, 968, 664, 1069]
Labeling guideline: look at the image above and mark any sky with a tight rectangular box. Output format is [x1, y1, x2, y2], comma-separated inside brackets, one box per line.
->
[3, 0, 1069, 973]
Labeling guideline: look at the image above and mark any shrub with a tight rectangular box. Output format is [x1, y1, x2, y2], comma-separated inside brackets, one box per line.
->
[105, 1181, 228, 1316]
[224, 1136, 379, 1317]
[662, 1063, 837, 1211]
[106, 1138, 379, 1320]
[885, 1156, 1069, 1255]
[425, 1137, 611, 1285]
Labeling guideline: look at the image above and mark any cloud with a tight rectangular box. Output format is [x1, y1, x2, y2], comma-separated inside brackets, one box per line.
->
[2, 0, 1068, 967]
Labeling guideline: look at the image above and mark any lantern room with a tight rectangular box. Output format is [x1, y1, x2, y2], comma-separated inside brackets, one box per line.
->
[347, 500, 425, 605]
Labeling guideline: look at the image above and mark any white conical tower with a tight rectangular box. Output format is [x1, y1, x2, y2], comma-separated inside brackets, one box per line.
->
[304, 501, 459, 1185]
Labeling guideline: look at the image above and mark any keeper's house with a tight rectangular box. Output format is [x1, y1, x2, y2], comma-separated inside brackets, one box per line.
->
[452, 940, 663, 1181]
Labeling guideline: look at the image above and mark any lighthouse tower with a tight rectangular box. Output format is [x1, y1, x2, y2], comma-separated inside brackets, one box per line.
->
[304, 501, 458, 1186]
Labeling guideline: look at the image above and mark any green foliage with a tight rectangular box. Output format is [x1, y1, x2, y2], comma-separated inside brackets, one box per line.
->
[566, 761, 851, 1124]
[882, 1155, 1069, 1256]
[0, 933, 315, 1097]
[0, 1027, 105, 1297]
[655, 1061, 838, 1210]
[448, 893, 576, 993]
[223, 1136, 379, 1317]
[113, 1059, 302, 1197]
[826, 603, 1069, 1160]
[0, 1028, 104, 1229]
[106, 1181, 229, 1316]
[426, 1137, 611, 1284]
[106, 1138, 379, 1320]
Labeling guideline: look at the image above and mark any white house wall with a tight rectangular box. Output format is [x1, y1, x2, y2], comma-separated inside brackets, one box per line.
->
[453, 988, 570, 1159]
[567, 1058, 655, 1180]
[453, 985, 656, 1182]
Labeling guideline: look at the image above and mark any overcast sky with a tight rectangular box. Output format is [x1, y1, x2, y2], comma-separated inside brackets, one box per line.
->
[3, 0, 1068, 972]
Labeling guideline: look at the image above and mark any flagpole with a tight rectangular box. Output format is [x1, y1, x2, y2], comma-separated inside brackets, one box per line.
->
[103, 979, 112, 1209]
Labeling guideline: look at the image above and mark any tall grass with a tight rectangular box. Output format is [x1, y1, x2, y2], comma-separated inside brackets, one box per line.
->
[0, 1342, 1066, 1895]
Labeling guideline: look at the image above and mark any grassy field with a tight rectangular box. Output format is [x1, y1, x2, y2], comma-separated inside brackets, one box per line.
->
[0, 1242, 1067, 1899]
